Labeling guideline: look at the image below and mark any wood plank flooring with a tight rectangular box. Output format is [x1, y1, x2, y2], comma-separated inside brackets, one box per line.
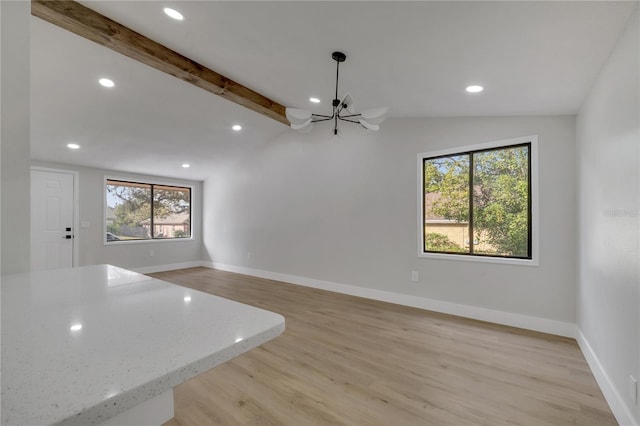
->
[151, 267, 616, 426]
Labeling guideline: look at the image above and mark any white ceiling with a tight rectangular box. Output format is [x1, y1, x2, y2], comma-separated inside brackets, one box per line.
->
[31, 1, 636, 180]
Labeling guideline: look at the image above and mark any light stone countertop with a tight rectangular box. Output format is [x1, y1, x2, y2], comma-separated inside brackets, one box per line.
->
[1, 264, 285, 426]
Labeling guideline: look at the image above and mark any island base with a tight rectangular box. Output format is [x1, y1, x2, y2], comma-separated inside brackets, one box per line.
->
[100, 389, 174, 426]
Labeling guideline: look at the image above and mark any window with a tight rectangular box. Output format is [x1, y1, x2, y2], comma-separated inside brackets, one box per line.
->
[105, 179, 191, 242]
[419, 136, 537, 262]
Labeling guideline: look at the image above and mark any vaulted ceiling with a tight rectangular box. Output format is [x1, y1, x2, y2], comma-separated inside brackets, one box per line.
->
[30, 1, 636, 180]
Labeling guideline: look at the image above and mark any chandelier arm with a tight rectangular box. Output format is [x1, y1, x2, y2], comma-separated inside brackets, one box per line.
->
[338, 113, 362, 119]
[311, 117, 334, 123]
[311, 113, 334, 119]
[337, 117, 361, 124]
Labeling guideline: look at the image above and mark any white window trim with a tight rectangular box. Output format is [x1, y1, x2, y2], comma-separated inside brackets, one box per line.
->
[103, 175, 195, 245]
[416, 135, 539, 266]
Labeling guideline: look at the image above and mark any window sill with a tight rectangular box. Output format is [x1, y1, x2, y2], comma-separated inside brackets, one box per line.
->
[104, 237, 196, 246]
[419, 252, 539, 267]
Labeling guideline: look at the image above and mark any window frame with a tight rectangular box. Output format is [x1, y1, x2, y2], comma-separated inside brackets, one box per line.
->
[417, 135, 539, 266]
[103, 176, 194, 245]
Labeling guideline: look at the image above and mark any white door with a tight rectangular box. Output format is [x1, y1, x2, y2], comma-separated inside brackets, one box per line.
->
[31, 170, 75, 271]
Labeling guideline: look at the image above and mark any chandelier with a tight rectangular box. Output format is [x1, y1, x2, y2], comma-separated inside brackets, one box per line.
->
[286, 51, 388, 135]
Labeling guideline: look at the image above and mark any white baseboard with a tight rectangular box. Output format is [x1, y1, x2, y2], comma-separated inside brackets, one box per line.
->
[203, 261, 576, 338]
[577, 330, 638, 426]
[132, 261, 204, 275]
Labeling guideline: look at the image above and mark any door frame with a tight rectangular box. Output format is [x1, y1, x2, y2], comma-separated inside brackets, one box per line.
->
[31, 166, 80, 268]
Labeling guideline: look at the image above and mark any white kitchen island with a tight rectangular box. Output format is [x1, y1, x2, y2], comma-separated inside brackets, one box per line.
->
[1, 265, 285, 426]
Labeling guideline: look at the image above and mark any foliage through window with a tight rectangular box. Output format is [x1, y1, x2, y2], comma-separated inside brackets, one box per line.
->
[422, 142, 531, 259]
[106, 179, 191, 242]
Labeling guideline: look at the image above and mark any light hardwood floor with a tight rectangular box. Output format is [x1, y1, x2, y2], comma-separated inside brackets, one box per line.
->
[151, 267, 616, 426]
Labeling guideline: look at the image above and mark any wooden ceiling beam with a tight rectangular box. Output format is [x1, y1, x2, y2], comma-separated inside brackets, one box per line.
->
[31, 0, 289, 125]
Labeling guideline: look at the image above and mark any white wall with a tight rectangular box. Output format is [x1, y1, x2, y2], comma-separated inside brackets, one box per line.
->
[32, 161, 203, 272]
[576, 5, 639, 425]
[203, 115, 577, 328]
[1, 0, 31, 275]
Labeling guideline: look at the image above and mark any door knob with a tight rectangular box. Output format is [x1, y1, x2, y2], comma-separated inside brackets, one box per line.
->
[61, 235, 73, 239]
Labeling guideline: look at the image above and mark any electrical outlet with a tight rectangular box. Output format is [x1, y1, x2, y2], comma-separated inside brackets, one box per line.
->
[149, 249, 154, 257]
[411, 271, 419, 282]
[631, 375, 638, 404]
[247, 252, 252, 260]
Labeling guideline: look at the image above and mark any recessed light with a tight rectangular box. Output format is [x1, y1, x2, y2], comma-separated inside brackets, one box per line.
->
[164, 7, 184, 20]
[309, 97, 321, 104]
[67, 143, 80, 150]
[99, 78, 115, 88]
[182, 163, 190, 168]
[232, 124, 242, 131]
[70, 324, 82, 332]
[465, 85, 484, 93]
[184, 296, 191, 302]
